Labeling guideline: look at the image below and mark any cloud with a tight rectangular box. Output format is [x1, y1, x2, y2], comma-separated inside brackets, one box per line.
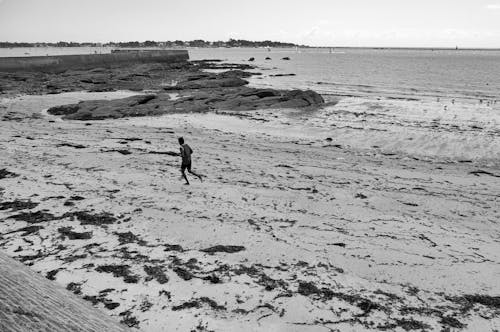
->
[486, 4, 500, 9]
[296, 25, 500, 47]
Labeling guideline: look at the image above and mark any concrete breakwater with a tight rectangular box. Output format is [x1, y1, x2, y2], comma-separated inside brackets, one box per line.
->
[0, 49, 189, 72]
[0, 251, 131, 332]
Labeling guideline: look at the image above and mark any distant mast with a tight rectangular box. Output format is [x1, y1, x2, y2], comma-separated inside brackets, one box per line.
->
[456, 45, 459, 50]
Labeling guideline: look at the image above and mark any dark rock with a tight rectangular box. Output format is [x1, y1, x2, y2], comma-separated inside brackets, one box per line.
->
[166, 77, 248, 90]
[248, 57, 255, 61]
[47, 104, 80, 116]
[46, 77, 324, 121]
[265, 57, 272, 60]
[282, 57, 291, 60]
[47, 94, 158, 120]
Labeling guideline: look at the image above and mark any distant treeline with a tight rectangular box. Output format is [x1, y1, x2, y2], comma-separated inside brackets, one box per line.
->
[0, 39, 306, 48]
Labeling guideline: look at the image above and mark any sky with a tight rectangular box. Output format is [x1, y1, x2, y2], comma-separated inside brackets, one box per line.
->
[1, 0, 500, 48]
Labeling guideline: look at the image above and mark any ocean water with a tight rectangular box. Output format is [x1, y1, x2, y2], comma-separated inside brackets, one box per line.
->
[189, 48, 500, 163]
[189, 47, 500, 102]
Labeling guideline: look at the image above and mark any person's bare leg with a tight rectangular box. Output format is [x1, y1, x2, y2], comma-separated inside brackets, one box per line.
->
[181, 169, 190, 185]
[188, 169, 203, 182]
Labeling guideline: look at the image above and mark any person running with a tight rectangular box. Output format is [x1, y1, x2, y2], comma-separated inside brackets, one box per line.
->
[178, 137, 203, 185]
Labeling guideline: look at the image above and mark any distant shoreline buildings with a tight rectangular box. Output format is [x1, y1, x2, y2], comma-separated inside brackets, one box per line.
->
[0, 39, 307, 48]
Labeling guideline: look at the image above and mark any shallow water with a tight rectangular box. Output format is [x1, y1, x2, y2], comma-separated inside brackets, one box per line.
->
[190, 48, 500, 102]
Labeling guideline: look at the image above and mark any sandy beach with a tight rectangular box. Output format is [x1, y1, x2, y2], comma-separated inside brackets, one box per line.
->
[1, 83, 499, 331]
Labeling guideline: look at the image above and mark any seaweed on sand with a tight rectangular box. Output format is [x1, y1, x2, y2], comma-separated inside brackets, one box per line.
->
[64, 211, 118, 226]
[10, 225, 44, 236]
[0, 200, 38, 211]
[119, 310, 140, 328]
[58, 226, 93, 240]
[172, 297, 226, 311]
[115, 231, 147, 245]
[95, 264, 140, 283]
[9, 211, 58, 223]
[297, 281, 381, 316]
[144, 265, 169, 284]
[200, 245, 245, 254]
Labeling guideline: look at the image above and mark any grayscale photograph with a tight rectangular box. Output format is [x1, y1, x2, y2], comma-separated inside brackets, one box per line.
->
[0, 0, 499, 331]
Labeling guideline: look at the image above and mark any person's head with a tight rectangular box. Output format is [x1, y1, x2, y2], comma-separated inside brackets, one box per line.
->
[178, 137, 184, 145]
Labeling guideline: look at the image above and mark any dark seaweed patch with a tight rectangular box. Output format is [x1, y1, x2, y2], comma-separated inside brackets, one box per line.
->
[200, 245, 245, 254]
[95, 264, 139, 283]
[65, 211, 118, 226]
[115, 231, 147, 246]
[9, 211, 58, 223]
[66, 282, 83, 295]
[0, 200, 38, 211]
[119, 310, 140, 328]
[58, 226, 93, 240]
[144, 265, 169, 284]
[172, 297, 226, 311]
[12, 225, 44, 236]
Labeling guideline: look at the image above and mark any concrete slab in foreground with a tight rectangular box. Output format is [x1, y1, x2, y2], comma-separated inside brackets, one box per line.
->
[0, 251, 132, 332]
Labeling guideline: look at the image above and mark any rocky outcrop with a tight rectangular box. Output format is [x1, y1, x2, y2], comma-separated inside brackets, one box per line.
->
[47, 95, 163, 120]
[48, 86, 324, 120]
[47, 67, 324, 120]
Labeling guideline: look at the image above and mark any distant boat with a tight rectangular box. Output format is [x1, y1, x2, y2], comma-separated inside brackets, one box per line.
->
[266, 47, 271, 52]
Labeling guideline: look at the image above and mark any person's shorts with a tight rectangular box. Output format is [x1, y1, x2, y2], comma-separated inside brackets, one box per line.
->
[181, 162, 191, 171]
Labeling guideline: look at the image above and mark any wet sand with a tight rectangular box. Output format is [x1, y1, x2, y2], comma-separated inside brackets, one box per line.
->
[1, 92, 499, 331]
